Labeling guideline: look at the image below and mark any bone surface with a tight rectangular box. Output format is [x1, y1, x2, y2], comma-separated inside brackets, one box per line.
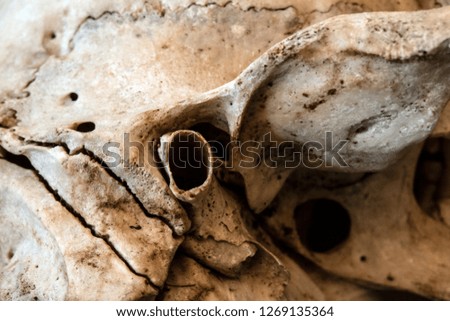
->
[0, 0, 449, 300]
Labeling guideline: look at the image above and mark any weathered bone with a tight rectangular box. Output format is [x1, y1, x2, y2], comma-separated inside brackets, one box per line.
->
[157, 129, 321, 299]
[264, 145, 450, 299]
[0, 1, 449, 300]
[130, 7, 450, 213]
[0, 158, 156, 300]
[1, 133, 182, 288]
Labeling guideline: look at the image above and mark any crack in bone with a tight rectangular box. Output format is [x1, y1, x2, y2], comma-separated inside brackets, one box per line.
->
[5, 135, 182, 235]
[1, 2, 450, 300]
[32, 168, 160, 290]
[185, 1, 294, 12]
[0, 155, 157, 299]
[0, 143, 160, 290]
[67, 11, 121, 54]
[0, 132, 181, 288]
[81, 147, 182, 236]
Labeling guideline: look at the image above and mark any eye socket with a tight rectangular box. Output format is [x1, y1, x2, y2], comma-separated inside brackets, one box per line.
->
[295, 199, 351, 253]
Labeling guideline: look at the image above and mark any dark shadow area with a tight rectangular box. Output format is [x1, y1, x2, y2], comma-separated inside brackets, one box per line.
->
[168, 132, 209, 190]
[295, 199, 351, 253]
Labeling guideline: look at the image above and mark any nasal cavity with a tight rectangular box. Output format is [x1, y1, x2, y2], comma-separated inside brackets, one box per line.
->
[295, 199, 351, 253]
[168, 131, 210, 191]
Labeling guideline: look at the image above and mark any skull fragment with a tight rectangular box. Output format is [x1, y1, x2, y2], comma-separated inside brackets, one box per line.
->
[0, 0, 449, 300]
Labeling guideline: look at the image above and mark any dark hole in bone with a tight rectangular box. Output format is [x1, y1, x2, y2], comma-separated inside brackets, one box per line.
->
[215, 168, 246, 196]
[190, 123, 231, 162]
[69, 92, 78, 101]
[1, 147, 33, 170]
[360, 255, 367, 262]
[0, 108, 18, 128]
[413, 137, 450, 221]
[355, 125, 368, 134]
[7, 249, 14, 260]
[75, 122, 95, 133]
[50, 32, 56, 39]
[168, 132, 209, 191]
[295, 199, 351, 253]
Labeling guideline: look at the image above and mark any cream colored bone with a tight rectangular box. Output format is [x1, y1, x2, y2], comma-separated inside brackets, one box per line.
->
[1, 1, 450, 300]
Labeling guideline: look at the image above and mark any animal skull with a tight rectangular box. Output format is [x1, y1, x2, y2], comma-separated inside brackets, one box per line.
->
[0, 0, 449, 300]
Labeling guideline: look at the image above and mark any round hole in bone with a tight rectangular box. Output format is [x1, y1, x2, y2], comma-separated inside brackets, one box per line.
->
[75, 122, 95, 133]
[294, 199, 351, 253]
[413, 137, 450, 221]
[190, 123, 231, 161]
[69, 92, 78, 101]
[61, 92, 79, 105]
[168, 131, 210, 191]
